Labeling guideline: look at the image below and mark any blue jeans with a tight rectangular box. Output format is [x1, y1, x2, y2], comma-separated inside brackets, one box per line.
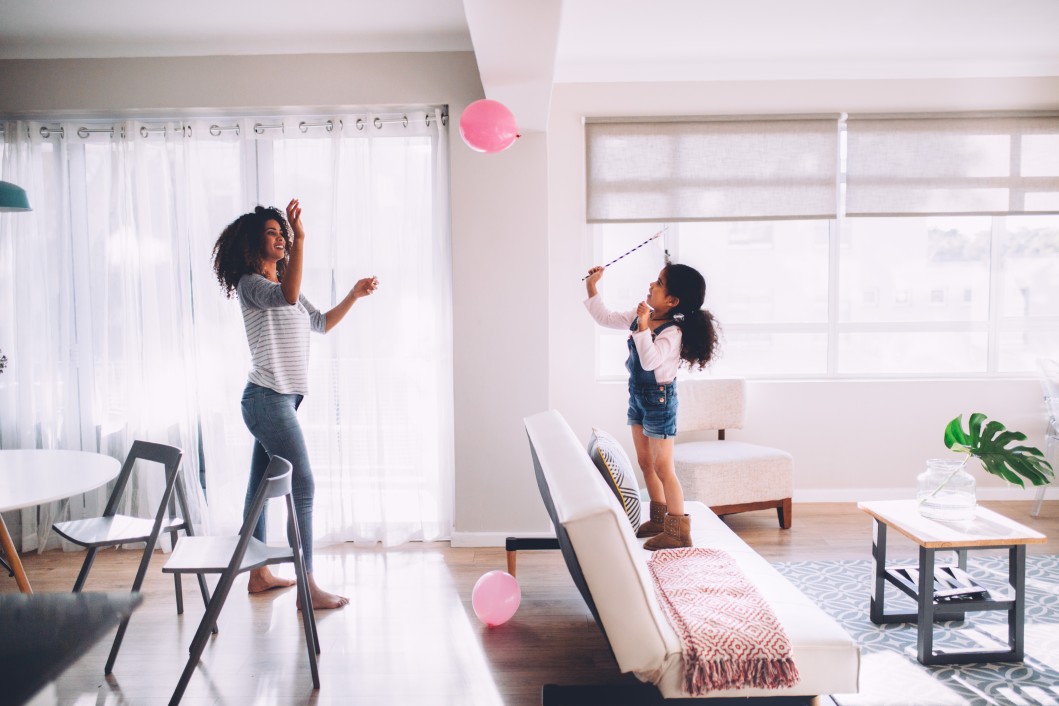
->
[240, 382, 316, 572]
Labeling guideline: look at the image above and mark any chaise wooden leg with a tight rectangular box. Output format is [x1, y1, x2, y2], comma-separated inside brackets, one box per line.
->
[778, 498, 793, 529]
[504, 537, 561, 578]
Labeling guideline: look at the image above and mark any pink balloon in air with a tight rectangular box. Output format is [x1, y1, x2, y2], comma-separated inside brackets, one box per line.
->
[459, 99, 520, 153]
[471, 570, 521, 626]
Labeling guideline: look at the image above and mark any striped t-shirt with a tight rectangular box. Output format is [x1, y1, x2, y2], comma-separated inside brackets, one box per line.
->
[237, 274, 326, 395]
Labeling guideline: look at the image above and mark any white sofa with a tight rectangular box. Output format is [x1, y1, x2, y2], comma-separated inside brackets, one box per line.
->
[524, 409, 860, 702]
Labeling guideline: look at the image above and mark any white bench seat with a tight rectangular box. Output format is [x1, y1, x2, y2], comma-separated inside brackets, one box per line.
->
[525, 409, 859, 700]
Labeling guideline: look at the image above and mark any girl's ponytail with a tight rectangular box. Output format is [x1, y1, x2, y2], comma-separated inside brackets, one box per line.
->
[663, 263, 720, 370]
[678, 307, 720, 370]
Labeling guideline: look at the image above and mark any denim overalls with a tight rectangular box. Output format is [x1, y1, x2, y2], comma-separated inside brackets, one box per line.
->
[626, 318, 679, 439]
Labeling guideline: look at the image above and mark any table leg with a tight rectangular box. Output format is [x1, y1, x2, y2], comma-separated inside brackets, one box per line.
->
[870, 519, 887, 624]
[0, 512, 32, 593]
[1010, 545, 1026, 660]
[917, 546, 936, 663]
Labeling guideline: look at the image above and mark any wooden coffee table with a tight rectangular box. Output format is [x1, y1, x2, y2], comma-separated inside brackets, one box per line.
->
[858, 499, 1047, 665]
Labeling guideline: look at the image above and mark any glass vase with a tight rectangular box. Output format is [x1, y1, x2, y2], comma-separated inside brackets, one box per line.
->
[916, 458, 976, 521]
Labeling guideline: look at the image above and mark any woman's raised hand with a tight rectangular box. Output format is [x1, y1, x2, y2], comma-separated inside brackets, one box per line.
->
[352, 276, 379, 299]
[286, 198, 305, 240]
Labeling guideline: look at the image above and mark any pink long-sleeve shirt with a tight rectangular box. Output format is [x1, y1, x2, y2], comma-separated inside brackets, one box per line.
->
[584, 294, 683, 384]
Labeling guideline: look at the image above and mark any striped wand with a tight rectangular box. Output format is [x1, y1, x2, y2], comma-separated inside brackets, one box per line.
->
[581, 226, 669, 281]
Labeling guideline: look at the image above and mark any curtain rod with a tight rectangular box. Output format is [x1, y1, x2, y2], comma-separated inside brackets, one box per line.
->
[0, 111, 448, 140]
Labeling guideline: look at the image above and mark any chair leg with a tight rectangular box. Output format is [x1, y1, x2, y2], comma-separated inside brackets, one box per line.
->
[778, 498, 793, 529]
[170, 571, 238, 706]
[72, 547, 99, 592]
[1031, 486, 1047, 518]
[173, 573, 184, 615]
[170, 529, 184, 614]
[194, 573, 218, 634]
[105, 532, 163, 674]
[293, 559, 321, 687]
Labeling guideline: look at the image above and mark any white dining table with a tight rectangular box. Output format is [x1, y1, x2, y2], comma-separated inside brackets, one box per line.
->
[0, 449, 121, 594]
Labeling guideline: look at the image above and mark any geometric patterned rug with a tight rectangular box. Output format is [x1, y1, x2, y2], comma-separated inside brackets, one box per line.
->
[773, 555, 1059, 706]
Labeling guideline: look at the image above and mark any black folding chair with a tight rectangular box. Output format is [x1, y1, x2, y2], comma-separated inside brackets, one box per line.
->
[52, 440, 211, 673]
[162, 455, 319, 705]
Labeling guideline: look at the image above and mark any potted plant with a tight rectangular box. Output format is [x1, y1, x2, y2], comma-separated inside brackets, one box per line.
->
[916, 413, 1055, 520]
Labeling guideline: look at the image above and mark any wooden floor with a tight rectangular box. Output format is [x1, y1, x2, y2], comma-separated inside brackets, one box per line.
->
[3, 501, 1057, 705]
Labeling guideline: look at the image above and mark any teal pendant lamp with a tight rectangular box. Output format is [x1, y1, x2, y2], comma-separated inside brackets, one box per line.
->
[0, 179, 28, 375]
[0, 180, 31, 211]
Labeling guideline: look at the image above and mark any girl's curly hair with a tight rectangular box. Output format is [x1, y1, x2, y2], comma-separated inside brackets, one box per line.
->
[211, 206, 290, 298]
[664, 263, 721, 370]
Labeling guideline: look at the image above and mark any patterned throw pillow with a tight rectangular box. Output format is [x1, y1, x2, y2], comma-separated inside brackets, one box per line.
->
[587, 427, 642, 530]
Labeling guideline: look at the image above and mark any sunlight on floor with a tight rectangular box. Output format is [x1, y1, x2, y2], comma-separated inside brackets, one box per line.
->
[302, 546, 507, 705]
[837, 651, 967, 706]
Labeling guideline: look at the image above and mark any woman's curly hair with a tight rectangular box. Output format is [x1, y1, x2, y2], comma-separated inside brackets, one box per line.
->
[211, 206, 290, 298]
[664, 263, 721, 370]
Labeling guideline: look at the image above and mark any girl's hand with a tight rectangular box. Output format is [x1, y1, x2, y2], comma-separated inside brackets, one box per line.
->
[585, 266, 604, 297]
[636, 301, 651, 332]
[352, 276, 379, 299]
[286, 198, 305, 241]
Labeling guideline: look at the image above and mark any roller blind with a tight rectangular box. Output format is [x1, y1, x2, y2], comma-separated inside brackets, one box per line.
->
[585, 117, 839, 223]
[846, 114, 1059, 217]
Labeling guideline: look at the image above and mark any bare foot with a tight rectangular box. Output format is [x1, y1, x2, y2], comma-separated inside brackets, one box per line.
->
[247, 567, 296, 593]
[298, 573, 349, 610]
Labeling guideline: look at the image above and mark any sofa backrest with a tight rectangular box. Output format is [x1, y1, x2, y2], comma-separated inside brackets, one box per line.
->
[677, 377, 747, 432]
[525, 410, 675, 676]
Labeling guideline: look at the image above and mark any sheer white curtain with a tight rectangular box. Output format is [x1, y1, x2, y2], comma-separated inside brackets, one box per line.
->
[252, 109, 455, 545]
[1, 110, 453, 554]
[0, 120, 214, 551]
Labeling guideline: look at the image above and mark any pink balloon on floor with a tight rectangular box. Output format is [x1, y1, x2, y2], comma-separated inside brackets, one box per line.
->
[459, 99, 520, 153]
[471, 570, 521, 626]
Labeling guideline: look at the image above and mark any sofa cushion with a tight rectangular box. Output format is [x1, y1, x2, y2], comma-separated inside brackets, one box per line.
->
[587, 427, 642, 530]
[673, 440, 793, 506]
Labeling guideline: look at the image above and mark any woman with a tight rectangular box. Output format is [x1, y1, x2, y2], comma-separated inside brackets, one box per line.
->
[212, 199, 377, 609]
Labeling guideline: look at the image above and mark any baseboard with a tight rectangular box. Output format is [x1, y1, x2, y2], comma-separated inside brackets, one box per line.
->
[450, 487, 1050, 546]
[794, 486, 1045, 503]
[450, 530, 554, 548]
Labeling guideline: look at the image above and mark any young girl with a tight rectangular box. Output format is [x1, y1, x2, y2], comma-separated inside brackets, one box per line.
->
[584, 262, 719, 550]
[212, 199, 378, 609]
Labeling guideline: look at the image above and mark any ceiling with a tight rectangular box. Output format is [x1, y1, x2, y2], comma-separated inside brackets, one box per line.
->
[1, 0, 1057, 130]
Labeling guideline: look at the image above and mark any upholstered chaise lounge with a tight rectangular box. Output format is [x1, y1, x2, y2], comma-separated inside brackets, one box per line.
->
[523, 409, 859, 704]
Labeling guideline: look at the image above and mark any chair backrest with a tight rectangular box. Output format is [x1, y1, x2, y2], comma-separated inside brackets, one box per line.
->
[229, 456, 296, 577]
[102, 440, 183, 518]
[1040, 358, 1059, 437]
[1041, 359, 1059, 411]
[676, 377, 747, 433]
[237, 456, 294, 539]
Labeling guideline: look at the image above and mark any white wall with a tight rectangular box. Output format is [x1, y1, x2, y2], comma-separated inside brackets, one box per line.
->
[3, 61, 1057, 544]
[546, 77, 1059, 516]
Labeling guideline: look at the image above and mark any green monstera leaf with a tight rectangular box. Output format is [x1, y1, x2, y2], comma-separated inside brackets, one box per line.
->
[944, 413, 1055, 488]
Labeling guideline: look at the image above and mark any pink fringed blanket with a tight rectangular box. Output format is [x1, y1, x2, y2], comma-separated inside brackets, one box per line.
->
[647, 547, 800, 695]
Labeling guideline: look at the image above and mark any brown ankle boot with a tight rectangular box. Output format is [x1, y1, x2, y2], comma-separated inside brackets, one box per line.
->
[643, 513, 692, 551]
[636, 501, 667, 538]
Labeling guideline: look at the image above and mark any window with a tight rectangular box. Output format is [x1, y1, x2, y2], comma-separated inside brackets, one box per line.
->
[588, 113, 1059, 379]
[594, 214, 1059, 378]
